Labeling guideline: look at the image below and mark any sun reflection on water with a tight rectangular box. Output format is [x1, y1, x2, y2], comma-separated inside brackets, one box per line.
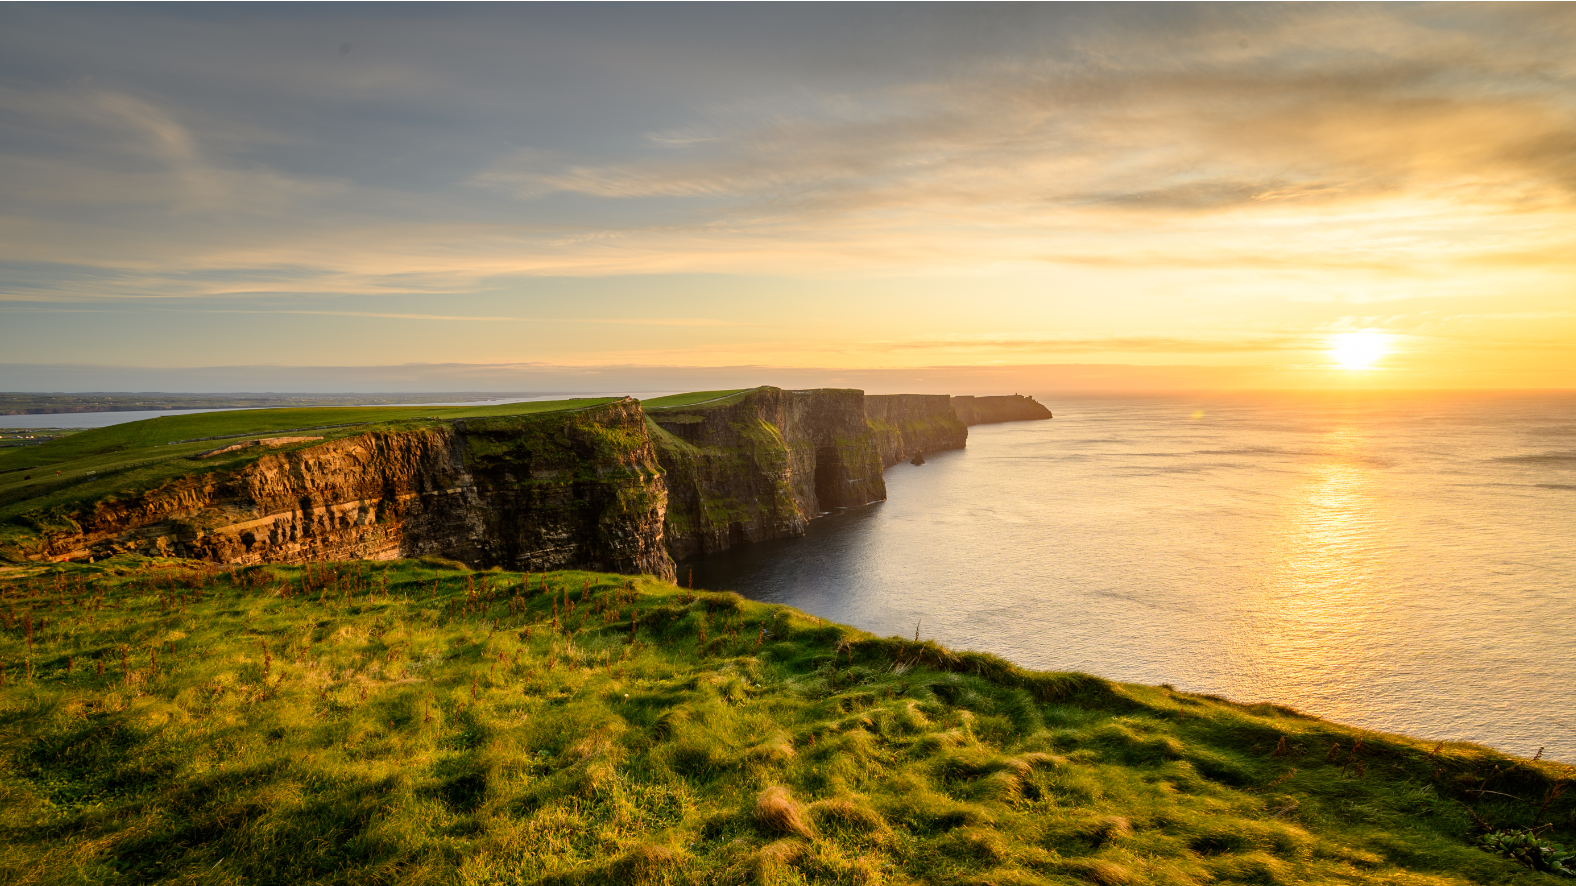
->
[1239, 426, 1385, 722]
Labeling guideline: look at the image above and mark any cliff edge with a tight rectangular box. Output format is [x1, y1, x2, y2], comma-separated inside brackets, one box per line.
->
[1, 387, 1048, 572]
[0, 399, 674, 579]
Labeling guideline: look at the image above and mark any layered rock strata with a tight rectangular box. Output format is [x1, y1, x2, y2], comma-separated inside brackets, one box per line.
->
[21, 399, 674, 579]
[7, 388, 1051, 573]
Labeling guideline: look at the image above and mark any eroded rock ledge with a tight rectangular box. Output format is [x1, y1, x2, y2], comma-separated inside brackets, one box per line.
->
[23, 399, 673, 579]
[8, 388, 1050, 573]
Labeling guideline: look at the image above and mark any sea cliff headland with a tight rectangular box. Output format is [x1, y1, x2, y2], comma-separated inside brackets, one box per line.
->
[0, 387, 1043, 571]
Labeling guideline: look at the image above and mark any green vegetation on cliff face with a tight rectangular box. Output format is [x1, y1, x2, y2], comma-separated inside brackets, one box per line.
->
[1, 560, 1570, 885]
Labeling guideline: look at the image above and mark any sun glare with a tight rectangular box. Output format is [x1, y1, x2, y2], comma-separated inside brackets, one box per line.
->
[1329, 331, 1391, 371]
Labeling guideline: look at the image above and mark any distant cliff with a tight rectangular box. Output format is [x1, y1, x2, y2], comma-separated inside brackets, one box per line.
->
[647, 388, 977, 560]
[647, 388, 891, 561]
[950, 394, 1053, 425]
[3, 388, 1049, 572]
[865, 394, 969, 466]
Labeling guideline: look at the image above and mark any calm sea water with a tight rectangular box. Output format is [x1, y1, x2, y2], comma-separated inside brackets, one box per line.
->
[688, 392, 1576, 762]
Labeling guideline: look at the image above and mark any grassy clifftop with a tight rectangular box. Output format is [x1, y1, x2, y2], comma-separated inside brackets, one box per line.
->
[0, 399, 618, 561]
[1, 560, 1571, 885]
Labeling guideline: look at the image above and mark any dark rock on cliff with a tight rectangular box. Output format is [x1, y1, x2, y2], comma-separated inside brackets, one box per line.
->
[649, 387, 966, 560]
[864, 393, 968, 466]
[648, 387, 890, 561]
[645, 388, 805, 563]
[17, 399, 675, 579]
[950, 394, 1053, 425]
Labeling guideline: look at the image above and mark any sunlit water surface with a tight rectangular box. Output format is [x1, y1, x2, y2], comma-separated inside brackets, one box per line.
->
[688, 392, 1576, 761]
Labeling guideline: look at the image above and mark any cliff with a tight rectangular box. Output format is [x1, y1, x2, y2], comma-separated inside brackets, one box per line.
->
[951, 393, 1054, 425]
[4, 399, 674, 579]
[647, 387, 971, 561]
[2, 387, 1043, 572]
[864, 393, 969, 466]
[647, 387, 896, 561]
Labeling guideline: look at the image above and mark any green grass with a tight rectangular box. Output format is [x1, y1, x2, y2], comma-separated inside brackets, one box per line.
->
[0, 559, 1570, 885]
[0, 399, 617, 475]
[0, 429, 83, 450]
[641, 390, 755, 411]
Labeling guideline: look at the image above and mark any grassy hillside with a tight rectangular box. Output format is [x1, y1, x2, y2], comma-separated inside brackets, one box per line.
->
[0, 398, 617, 474]
[642, 390, 755, 411]
[1, 560, 1571, 885]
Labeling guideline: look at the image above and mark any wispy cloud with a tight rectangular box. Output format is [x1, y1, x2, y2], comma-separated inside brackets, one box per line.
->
[0, 304, 741, 326]
[1, 5, 1573, 385]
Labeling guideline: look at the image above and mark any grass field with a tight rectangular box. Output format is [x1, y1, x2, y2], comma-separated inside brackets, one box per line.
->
[0, 398, 617, 475]
[642, 390, 755, 411]
[0, 559, 1570, 885]
[0, 429, 82, 450]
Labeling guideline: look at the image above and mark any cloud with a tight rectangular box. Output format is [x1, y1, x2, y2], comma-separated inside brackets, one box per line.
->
[480, 26, 1576, 225]
[1, 3, 1574, 386]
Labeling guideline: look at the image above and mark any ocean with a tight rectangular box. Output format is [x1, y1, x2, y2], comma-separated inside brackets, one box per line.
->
[687, 391, 1576, 762]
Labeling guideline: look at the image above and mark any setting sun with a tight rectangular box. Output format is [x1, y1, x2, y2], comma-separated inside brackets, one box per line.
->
[1330, 331, 1392, 371]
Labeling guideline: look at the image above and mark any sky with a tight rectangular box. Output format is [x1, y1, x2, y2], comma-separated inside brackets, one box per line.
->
[2, 3, 1574, 394]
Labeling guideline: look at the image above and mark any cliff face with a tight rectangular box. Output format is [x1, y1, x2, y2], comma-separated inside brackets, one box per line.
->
[649, 387, 964, 560]
[864, 394, 969, 466]
[8, 388, 1046, 573]
[950, 394, 1054, 425]
[645, 388, 805, 563]
[24, 400, 674, 579]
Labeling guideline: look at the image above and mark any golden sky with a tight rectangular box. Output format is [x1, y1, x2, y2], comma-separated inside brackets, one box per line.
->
[1, 4, 1573, 392]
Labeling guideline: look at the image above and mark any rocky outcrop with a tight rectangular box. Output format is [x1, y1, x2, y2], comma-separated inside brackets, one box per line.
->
[950, 394, 1053, 425]
[864, 394, 968, 466]
[648, 387, 965, 560]
[644, 389, 805, 563]
[19, 399, 675, 579]
[647, 387, 890, 561]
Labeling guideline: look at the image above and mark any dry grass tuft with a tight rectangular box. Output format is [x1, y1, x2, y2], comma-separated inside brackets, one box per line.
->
[1061, 858, 1133, 886]
[1017, 751, 1066, 770]
[956, 869, 1057, 886]
[751, 838, 804, 880]
[915, 728, 969, 754]
[746, 734, 797, 765]
[1082, 815, 1133, 847]
[754, 785, 814, 838]
[608, 843, 681, 884]
[809, 797, 889, 836]
[973, 769, 1024, 803]
[942, 827, 1010, 862]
